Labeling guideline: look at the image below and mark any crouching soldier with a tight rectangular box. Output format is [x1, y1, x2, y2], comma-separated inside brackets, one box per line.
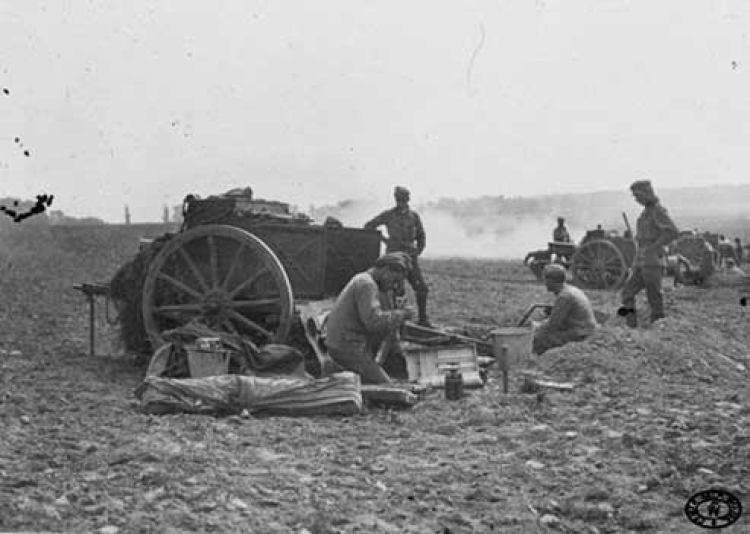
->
[532, 264, 598, 355]
[325, 253, 415, 384]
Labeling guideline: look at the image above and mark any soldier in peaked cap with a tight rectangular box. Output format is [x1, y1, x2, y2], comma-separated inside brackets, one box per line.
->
[364, 186, 431, 326]
[325, 253, 415, 384]
[619, 180, 679, 327]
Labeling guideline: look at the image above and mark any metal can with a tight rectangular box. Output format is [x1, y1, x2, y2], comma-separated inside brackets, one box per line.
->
[444, 363, 464, 401]
[196, 337, 222, 351]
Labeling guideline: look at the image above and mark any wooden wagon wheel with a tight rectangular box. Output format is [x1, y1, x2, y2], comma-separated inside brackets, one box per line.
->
[142, 224, 294, 348]
[571, 239, 628, 290]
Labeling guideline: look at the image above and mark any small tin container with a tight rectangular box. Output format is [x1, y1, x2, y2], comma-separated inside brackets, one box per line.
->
[444, 363, 464, 401]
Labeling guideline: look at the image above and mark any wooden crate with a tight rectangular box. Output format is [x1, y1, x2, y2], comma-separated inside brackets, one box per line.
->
[403, 344, 483, 388]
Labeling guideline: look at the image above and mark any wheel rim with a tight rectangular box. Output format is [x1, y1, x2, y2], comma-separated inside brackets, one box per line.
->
[142, 224, 294, 348]
[571, 239, 627, 290]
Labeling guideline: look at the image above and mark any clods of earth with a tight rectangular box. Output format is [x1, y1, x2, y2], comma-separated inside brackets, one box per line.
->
[1, 226, 748, 533]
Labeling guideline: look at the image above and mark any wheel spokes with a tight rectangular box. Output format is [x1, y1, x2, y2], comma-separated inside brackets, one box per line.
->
[226, 309, 273, 339]
[178, 247, 209, 293]
[222, 318, 239, 335]
[208, 235, 220, 290]
[157, 273, 203, 300]
[154, 303, 203, 315]
[229, 298, 281, 309]
[228, 268, 270, 299]
[143, 225, 295, 348]
[222, 243, 246, 291]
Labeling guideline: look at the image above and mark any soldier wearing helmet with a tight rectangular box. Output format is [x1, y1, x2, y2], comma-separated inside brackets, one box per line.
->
[364, 186, 431, 326]
[531, 264, 598, 355]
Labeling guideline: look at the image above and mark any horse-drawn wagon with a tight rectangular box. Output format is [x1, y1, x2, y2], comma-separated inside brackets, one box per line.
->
[112, 189, 382, 353]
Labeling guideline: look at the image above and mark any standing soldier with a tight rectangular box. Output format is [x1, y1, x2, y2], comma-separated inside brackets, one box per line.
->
[620, 180, 679, 327]
[553, 217, 571, 243]
[364, 186, 431, 326]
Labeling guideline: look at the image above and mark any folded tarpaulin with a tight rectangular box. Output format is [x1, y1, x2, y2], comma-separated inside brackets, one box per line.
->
[135, 371, 362, 416]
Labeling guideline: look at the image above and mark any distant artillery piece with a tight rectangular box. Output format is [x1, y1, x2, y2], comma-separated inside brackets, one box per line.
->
[700, 231, 740, 267]
[524, 215, 636, 291]
[666, 232, 720, 286]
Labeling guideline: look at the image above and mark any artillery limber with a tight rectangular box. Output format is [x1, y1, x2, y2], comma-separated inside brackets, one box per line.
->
[525, 217, 636, 291]
[137, 190, 381, 351]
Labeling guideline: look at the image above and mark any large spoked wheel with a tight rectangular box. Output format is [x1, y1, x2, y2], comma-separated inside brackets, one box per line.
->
[142, 224, 294, 349]
[571, 239, 628, 290]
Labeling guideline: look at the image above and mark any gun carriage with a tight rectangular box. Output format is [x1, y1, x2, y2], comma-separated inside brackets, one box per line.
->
[525, 216, 636, 291]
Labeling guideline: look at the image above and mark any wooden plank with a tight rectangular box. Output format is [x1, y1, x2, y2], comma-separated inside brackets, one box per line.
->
[361, 385, 418, 407]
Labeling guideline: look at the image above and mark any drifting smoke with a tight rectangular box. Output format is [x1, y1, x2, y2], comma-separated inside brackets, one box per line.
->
[419, 210, 574, 259]
[309, 200, 593, 259]
[308, 185, 750, 258]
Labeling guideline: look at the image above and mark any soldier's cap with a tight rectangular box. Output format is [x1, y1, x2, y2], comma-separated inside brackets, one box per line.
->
[557, 216, 565, 223]
[374, 252, 411, 273]
[630, 179, 657, 195]
[543, 263, 567, 283]
[394, 186, 410, 199]
[630, 179, 658, 203]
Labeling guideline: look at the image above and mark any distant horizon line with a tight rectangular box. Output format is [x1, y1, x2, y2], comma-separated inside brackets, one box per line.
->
[3, 181, 749, 223]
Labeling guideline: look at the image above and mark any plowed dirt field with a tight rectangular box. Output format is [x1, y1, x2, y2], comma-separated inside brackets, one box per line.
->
[1, 224, 748, 533]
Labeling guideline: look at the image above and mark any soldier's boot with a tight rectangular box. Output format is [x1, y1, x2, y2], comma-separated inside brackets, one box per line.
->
[416, 293, 431, 327]
[650, 312, 665, 324]
[617, 306, 638, 328]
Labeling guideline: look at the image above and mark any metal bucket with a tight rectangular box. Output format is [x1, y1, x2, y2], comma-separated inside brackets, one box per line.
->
[186, 348, 230, 378]
[490, 326, 534, 368]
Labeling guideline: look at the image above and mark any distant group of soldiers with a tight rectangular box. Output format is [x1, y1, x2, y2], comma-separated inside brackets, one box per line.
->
[323, 179, 746, 384]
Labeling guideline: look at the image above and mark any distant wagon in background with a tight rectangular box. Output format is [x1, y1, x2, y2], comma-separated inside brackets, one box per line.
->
[524, 218, 636, 291]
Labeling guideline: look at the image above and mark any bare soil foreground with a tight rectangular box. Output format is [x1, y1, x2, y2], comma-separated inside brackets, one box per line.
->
[1, 225, 749, 533]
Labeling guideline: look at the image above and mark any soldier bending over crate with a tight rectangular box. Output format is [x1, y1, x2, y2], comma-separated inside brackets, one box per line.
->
[325, 253, 415, 384]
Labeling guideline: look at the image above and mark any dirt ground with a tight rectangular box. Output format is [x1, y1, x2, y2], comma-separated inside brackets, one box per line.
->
[1, 225, 749, 533]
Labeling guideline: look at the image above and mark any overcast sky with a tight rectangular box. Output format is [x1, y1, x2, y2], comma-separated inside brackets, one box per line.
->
[1, 1, 749, 222]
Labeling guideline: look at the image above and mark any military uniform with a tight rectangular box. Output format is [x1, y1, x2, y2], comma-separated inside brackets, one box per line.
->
[326, 266, 410, 384]
[364, 195, 430, 325]
[533, 283, 597, 355]
[553, 225, 571, 243]
[621, 181, 679, 325]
